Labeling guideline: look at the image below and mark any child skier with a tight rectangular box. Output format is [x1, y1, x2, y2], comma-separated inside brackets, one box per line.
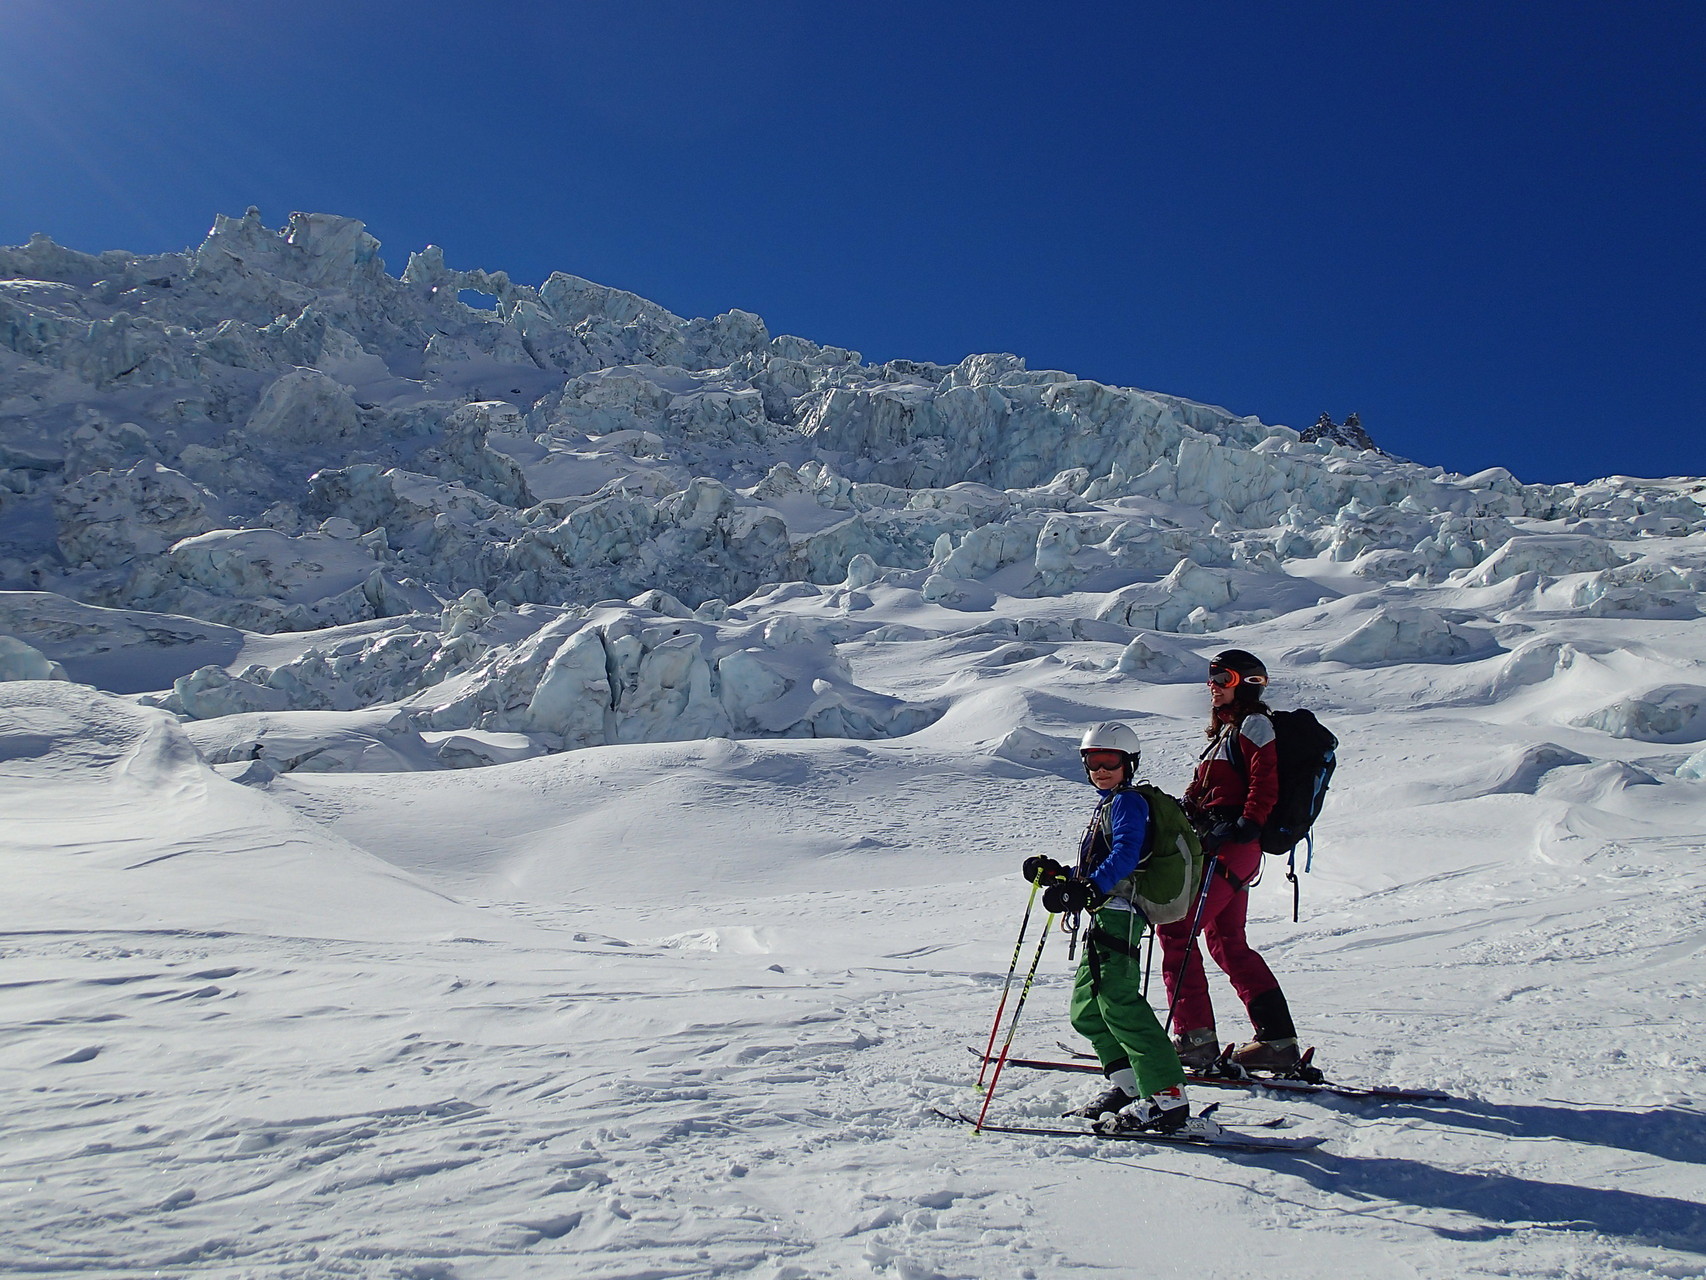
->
[1026, 722, 1190, 1132]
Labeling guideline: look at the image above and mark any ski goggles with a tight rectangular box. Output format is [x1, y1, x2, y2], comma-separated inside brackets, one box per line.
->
[1208, 668, 1266, 689]
[1081, 750, 1126, 771]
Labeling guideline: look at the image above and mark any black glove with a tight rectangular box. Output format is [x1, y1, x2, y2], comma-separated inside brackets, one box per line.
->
[1043, 877, 1105, 914]
[1203, 816, 1261, 852]
[1022, 855, 1069, 886]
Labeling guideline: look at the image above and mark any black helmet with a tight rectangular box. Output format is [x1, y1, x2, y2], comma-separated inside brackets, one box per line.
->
[1208, 649, 1268, 698]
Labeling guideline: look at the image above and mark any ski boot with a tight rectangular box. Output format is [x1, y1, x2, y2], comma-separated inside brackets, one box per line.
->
[1231, 1038, 1301, 1071]
[1063, 1084, 1134, 1119]
[1230, 1038, 1325, 1084]
[1172, 1028, 1221, 1072]
[1094, 1084, 1190, 1135]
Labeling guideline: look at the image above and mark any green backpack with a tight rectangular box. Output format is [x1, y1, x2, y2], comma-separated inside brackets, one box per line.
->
[1104, 782, 1206, 926]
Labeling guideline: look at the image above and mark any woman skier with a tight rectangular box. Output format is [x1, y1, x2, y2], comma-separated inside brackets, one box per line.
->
[1161, 649, 1304, 1072]
[1027, 722, 1190, 1132]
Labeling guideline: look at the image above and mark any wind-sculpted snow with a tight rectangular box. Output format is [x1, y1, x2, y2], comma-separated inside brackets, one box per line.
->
[1577, 685, 1706, 744]
[1319, 604, 1496, 665]
[0, 680, 483, 936]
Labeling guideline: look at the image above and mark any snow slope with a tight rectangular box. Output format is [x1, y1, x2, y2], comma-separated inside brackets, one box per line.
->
[1, 213, 1704, 1279]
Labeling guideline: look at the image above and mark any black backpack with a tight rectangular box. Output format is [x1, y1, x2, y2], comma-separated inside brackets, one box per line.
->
[1229, 709, 1339, 856]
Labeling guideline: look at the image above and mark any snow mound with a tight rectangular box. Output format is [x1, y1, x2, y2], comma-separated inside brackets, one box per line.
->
[991, 726, 1080, 776]
[1320, 604, 1495, 665]
[1558, 561, 1704, 619]
[422, 728, 548, 769]
[1452, 534, 1632, 587]
[1116, 632, 1192, 678]
[1097, 559, 1236, 633]
[0, 634, 68, 682]
[1427, 742, 1594, 801]
[183, 706, 442, 775]
[0, 682, 491, 938]
[1491, 637, 1581, 696]
[1531, 758, 1663, 805]
[152, 618, 454, 718]
[131, 524, 433, 633]
[1575, 685, 1706, 744]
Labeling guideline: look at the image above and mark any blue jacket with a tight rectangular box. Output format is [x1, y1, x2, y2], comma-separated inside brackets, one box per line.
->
[1078, 786, 1151, 895]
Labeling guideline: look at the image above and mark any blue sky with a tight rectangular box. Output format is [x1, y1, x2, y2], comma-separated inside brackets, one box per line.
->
[3, 1, 1700, 484]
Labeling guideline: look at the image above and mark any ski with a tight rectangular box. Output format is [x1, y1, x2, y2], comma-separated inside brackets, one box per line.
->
[934, 1109, 1324, 1153]
[1207, 1111, 1291, 1129]
[969, 1046, 1450, 1103]
[1053, 1040, 1451, 1101]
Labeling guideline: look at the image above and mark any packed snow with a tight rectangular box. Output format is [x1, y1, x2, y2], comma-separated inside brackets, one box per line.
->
[1, 211, 1704, 1279]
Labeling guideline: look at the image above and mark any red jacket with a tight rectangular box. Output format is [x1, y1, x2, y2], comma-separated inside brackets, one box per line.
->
[1185, 710, 1279, 825]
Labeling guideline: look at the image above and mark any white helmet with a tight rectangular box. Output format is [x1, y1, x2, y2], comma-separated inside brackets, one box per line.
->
[1080, 722, 1141, 782]
[1080, 722, 1141, 756]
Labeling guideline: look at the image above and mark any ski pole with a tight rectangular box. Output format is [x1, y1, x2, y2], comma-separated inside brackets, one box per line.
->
[1162, 854, 1219, 1035]
[974, 913, 1054, 1132]
[977, 878, 1040, 1090]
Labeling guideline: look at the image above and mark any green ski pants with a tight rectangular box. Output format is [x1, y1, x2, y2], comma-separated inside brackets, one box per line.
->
[1068, 907, 1186, 1099]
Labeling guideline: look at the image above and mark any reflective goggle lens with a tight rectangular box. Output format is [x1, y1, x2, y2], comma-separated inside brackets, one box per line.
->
[1208, 668, 1266, 688]
[1083, 751, 1125, 771]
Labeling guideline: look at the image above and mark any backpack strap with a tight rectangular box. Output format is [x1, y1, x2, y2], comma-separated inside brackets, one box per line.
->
[1216, 711, 1271, 777]
[1089, 916, 1148, 961]
[1215, 860, 1259, 893]
[1075, 795, 1110, 875]
[1199, 724, 1231, 765]
[1130, 780, 1157, 865]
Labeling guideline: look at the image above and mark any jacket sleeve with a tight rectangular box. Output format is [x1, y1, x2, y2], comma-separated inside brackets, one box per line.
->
[1087, 790, 1151, 893]
[1238, 714, 1280, 824]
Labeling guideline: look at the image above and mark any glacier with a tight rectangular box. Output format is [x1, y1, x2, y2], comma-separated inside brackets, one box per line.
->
[4, 208, 1701, 769]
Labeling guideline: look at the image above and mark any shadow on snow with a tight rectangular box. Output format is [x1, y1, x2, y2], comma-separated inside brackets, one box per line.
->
[1281, 1148, 1706, 1253]
[1273, 1097, 1706, 1253]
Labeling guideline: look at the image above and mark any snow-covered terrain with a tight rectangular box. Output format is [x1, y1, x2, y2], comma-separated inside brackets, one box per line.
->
[2, 211, 1704, 1278]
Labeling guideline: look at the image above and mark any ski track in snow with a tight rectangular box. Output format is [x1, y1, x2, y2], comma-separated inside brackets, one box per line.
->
[3, 820, 1704, 1278]
[3, 629, 1706, 1280]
